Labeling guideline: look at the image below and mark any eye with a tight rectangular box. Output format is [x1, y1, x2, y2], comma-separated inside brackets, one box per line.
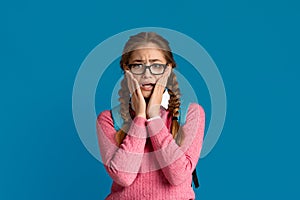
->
[130, 64, 143, 69]
[151, 64, 164, 68]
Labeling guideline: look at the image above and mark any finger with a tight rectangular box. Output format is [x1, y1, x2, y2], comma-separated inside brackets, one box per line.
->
[163, 65, 172, 80]
[166, 65, 172, 77]
[132, 76, 140, 93]
[133, 79, 143, 99]
[125, 71, 135, 94]
[128, 75, 142, 103]
[125, 71, 132, 94]
[156, 67, 171, 87]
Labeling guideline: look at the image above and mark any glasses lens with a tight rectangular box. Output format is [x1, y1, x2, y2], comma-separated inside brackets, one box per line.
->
[130, 64, 144, 74]
[150, 64, 165, 74]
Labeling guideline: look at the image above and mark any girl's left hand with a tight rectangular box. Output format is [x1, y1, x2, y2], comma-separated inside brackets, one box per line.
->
[146, 65, 172, 118]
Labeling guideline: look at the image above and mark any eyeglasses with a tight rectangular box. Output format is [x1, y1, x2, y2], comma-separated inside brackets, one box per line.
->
[127, 63, 168, 75]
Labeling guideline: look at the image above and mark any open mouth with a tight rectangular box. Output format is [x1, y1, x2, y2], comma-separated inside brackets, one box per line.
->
[141, 83, 155, 91]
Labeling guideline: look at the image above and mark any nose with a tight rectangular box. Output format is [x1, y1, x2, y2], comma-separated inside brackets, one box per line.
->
[142, 64, 153, 78]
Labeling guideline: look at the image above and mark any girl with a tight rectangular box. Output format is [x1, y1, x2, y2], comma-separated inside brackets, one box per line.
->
[96, 32, 205, 200]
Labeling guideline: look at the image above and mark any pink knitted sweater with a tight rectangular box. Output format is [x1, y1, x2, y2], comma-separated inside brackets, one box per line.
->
[96, 103, 205, 200]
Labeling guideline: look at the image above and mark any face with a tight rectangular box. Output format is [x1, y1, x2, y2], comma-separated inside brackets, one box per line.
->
[128, 44, 168, 99]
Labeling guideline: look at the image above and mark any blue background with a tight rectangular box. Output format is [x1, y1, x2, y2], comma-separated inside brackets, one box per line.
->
[1, 0, 299, 199]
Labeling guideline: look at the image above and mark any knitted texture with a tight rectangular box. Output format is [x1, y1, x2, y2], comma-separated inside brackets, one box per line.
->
[96, 103, 205, 200]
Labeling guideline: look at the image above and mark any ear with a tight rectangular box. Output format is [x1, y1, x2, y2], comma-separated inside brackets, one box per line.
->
[123, 64, 129, 70]
[167, 62, 174, 68]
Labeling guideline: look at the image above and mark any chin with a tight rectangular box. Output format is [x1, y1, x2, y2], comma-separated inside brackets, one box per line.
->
[143, 95, 151, 99]
[142, 92, 152, 99]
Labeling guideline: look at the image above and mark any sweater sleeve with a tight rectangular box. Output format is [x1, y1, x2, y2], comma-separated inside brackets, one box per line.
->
[96, 110, 147, 187]
[147, 103, 205, 186]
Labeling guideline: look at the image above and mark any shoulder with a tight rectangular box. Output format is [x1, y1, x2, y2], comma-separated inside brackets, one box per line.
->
[184, 103, 205, 123]
[96, 110, 114, 127]
[97, 109, 112, 120]
[182, 103, 205, 141]
[187, 103, 205, 115]
[179, 102, 205, 116]
[96, 110, 118, 145]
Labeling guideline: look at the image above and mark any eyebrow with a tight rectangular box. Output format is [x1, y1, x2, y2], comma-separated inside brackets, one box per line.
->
[131, 59, 164, 63]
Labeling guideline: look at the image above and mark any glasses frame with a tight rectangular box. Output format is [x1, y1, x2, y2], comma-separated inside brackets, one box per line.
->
[127, 63, 168, 75]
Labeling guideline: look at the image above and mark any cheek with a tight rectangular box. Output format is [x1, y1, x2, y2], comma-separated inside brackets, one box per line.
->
[132, 75, 141, 82]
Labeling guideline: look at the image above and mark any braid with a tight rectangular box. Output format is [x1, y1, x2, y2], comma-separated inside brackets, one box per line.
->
[167, 71, 183, 146]
[115, 77, 131, 146]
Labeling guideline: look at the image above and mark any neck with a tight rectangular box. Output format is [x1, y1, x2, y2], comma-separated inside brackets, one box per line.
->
[145, 97, 150, 105]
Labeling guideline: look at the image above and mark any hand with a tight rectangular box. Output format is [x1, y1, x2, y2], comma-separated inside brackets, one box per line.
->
[125, 70, 146, 118]
[146, 65, 172, 118]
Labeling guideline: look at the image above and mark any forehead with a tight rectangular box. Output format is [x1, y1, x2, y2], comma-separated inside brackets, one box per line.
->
[129, 47, 166, 62]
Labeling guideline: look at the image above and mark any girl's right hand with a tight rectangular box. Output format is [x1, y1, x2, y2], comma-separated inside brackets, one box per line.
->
[125, 70, 146, 118]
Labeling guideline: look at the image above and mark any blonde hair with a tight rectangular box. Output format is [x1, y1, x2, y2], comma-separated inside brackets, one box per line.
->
[115, 32, 183, 146]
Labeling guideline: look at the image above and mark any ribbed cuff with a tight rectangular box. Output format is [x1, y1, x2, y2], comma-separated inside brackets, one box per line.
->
[146, 117, 165, 137]
[147, 116, 161, 122]
[134, 116, 147, 126]
[126, 116, 147, 139]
